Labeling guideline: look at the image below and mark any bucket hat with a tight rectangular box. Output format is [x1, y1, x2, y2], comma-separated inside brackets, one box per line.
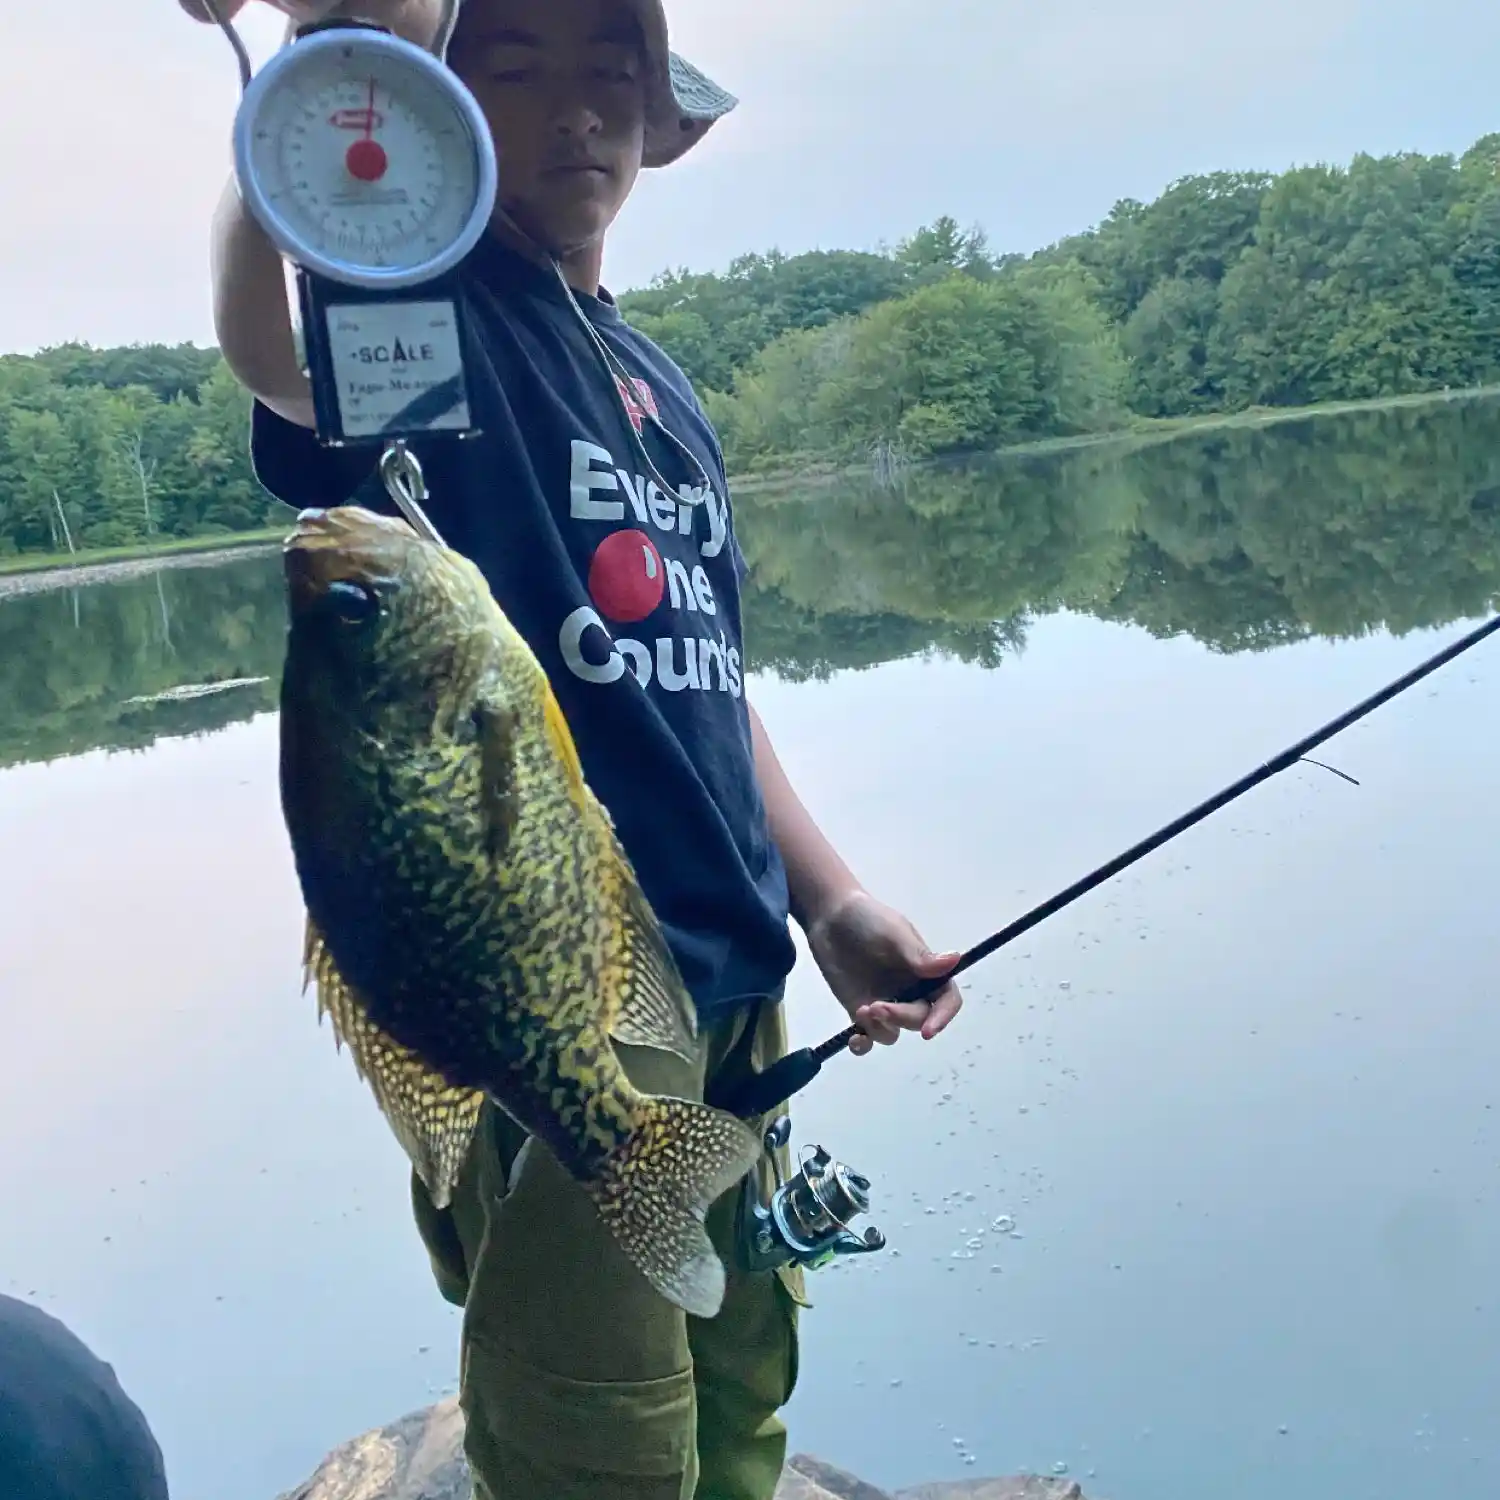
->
[178, 0, 737, 167]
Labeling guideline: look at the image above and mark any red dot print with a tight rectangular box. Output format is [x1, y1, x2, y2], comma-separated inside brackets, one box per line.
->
[588, 529, 665, 623]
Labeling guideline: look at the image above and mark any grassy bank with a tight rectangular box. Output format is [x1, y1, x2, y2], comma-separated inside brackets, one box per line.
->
[0, 527, 285, 579]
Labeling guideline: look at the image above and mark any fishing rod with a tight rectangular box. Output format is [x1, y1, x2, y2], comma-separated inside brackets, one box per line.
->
[714, 611, 1500, 1120]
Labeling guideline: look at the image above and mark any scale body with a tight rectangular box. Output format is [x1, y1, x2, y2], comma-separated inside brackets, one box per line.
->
[231, 19, 498, 449]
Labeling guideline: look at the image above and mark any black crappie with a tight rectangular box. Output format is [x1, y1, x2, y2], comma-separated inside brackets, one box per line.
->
[277, 505, 761, 1318]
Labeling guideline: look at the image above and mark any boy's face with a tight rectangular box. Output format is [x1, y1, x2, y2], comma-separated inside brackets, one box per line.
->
[449, 0, 649, 259]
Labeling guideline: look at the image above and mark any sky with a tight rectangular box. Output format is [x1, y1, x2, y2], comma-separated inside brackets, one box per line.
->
[3, 1, 1500, 354]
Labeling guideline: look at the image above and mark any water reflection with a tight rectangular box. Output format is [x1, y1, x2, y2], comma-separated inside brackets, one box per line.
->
[740, 395, 1500, 667]
[0, 560, 282, 769]
[8, 400, 1500, 775]
[2, 399, 1498, 1500]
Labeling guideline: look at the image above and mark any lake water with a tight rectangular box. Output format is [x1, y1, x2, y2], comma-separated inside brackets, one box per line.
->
[3, 397, 1497, 1500]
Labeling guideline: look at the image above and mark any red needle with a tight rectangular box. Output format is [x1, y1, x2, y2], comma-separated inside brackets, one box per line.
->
[345, 78, 388, 183]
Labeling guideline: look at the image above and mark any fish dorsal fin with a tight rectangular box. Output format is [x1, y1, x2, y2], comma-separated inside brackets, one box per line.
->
[540, 676, 587, 803]
[603, 845, 700, 1065]
[527, 672, 699, 1062]
[302, 914, 483, 1208]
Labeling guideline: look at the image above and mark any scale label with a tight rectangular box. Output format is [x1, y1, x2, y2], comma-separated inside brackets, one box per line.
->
[323, 300, 471, 439]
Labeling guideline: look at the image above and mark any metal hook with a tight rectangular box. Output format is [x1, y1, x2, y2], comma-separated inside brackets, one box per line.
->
[378, 442, 446, 546]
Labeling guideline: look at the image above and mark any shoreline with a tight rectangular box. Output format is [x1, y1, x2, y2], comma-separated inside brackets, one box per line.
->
[4, 384, 1497, 592]
[0, 531, 283, 599]
[729, 383, 1500, 493]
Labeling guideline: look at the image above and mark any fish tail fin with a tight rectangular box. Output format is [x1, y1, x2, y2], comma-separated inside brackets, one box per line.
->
[584, 1095, 762, 1319]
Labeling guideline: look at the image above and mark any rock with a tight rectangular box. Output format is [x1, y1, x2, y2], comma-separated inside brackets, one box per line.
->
[274, 1398, 467, 1500]
[274, 1399, 1095, 1500]
[896, 1480, 1086, 1500]
[776, 1464, 868, 1500]
[786, 1452, 896, 1498]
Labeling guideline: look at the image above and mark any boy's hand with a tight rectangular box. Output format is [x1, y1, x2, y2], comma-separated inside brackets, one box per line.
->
[805, 891, 964, 1056]
[177, 0, 447, 48]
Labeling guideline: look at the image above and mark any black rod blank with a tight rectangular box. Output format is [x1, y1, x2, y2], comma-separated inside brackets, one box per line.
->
[714, 612, 1500, 1120]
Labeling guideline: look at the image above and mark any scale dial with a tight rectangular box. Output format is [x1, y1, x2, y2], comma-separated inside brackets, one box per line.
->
[233, 25, 497, 289]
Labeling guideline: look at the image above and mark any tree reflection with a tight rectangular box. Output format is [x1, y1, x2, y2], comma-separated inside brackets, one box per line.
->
[742, 396, 1500, 662]
[4, 397, 1500, 769]
[0, 557, 283, 769]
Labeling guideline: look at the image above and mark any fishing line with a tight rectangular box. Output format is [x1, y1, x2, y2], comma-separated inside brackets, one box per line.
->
[713, 611, 1500, 1119]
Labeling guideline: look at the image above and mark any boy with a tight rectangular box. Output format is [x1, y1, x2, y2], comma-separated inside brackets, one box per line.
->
[201, 1, 964, 1495]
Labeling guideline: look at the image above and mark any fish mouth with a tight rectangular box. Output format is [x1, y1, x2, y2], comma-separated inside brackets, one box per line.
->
[283, 506, 408, 612]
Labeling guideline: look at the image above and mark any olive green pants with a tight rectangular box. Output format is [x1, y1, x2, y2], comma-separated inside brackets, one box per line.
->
[409, 994, 808, 1500]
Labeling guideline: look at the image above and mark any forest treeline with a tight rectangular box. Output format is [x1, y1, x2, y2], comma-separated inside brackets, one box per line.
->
[627, 131, 1500, 470]
[5, 131, 1500, 557]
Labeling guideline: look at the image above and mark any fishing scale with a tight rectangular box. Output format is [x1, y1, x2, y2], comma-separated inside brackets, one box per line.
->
[230, 10, 495, 452]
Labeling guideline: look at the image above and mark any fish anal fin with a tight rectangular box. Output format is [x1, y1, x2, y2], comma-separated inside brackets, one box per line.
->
[302, 915, 483, 1208]
[604, 869, 699, 1065]
[584, 1093, 761, 1318]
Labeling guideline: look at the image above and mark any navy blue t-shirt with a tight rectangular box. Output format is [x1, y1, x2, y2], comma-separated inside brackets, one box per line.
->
[252, 235, 795, 1023]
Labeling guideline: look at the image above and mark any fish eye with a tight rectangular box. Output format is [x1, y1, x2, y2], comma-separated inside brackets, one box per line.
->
[320, 579, 380, 625]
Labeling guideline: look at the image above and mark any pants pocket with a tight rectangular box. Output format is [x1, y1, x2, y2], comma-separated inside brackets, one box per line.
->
[461, 1329, 698, 1493]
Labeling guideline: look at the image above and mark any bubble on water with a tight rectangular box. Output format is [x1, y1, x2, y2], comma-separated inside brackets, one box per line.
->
[925, 1207, 937, 1216]
[990, 1265, 1003, 1274]
[890, 1378, 902, 1388]
[963, 1453, 978, 1466]
[1278, 1425, 1289, 1436]
[993, 1215, 1016, 1233]
[1052, 1462, 1069, 1475]
[966, 1237, 984, 1250]
[952, 1436, 965, 1447]
[967, 1337, 980, 1346]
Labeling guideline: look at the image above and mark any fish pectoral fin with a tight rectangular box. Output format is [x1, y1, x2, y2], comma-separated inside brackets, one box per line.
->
[472, 694, 519, 860]
[584, 1094, 762, 1319]
[303, 915, 484, 1209]
[606, 873, 700, 1065]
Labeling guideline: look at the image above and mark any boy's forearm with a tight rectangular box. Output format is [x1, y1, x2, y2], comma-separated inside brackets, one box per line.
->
[748, 701, 862, 931]
[209, 174, 315, 426]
